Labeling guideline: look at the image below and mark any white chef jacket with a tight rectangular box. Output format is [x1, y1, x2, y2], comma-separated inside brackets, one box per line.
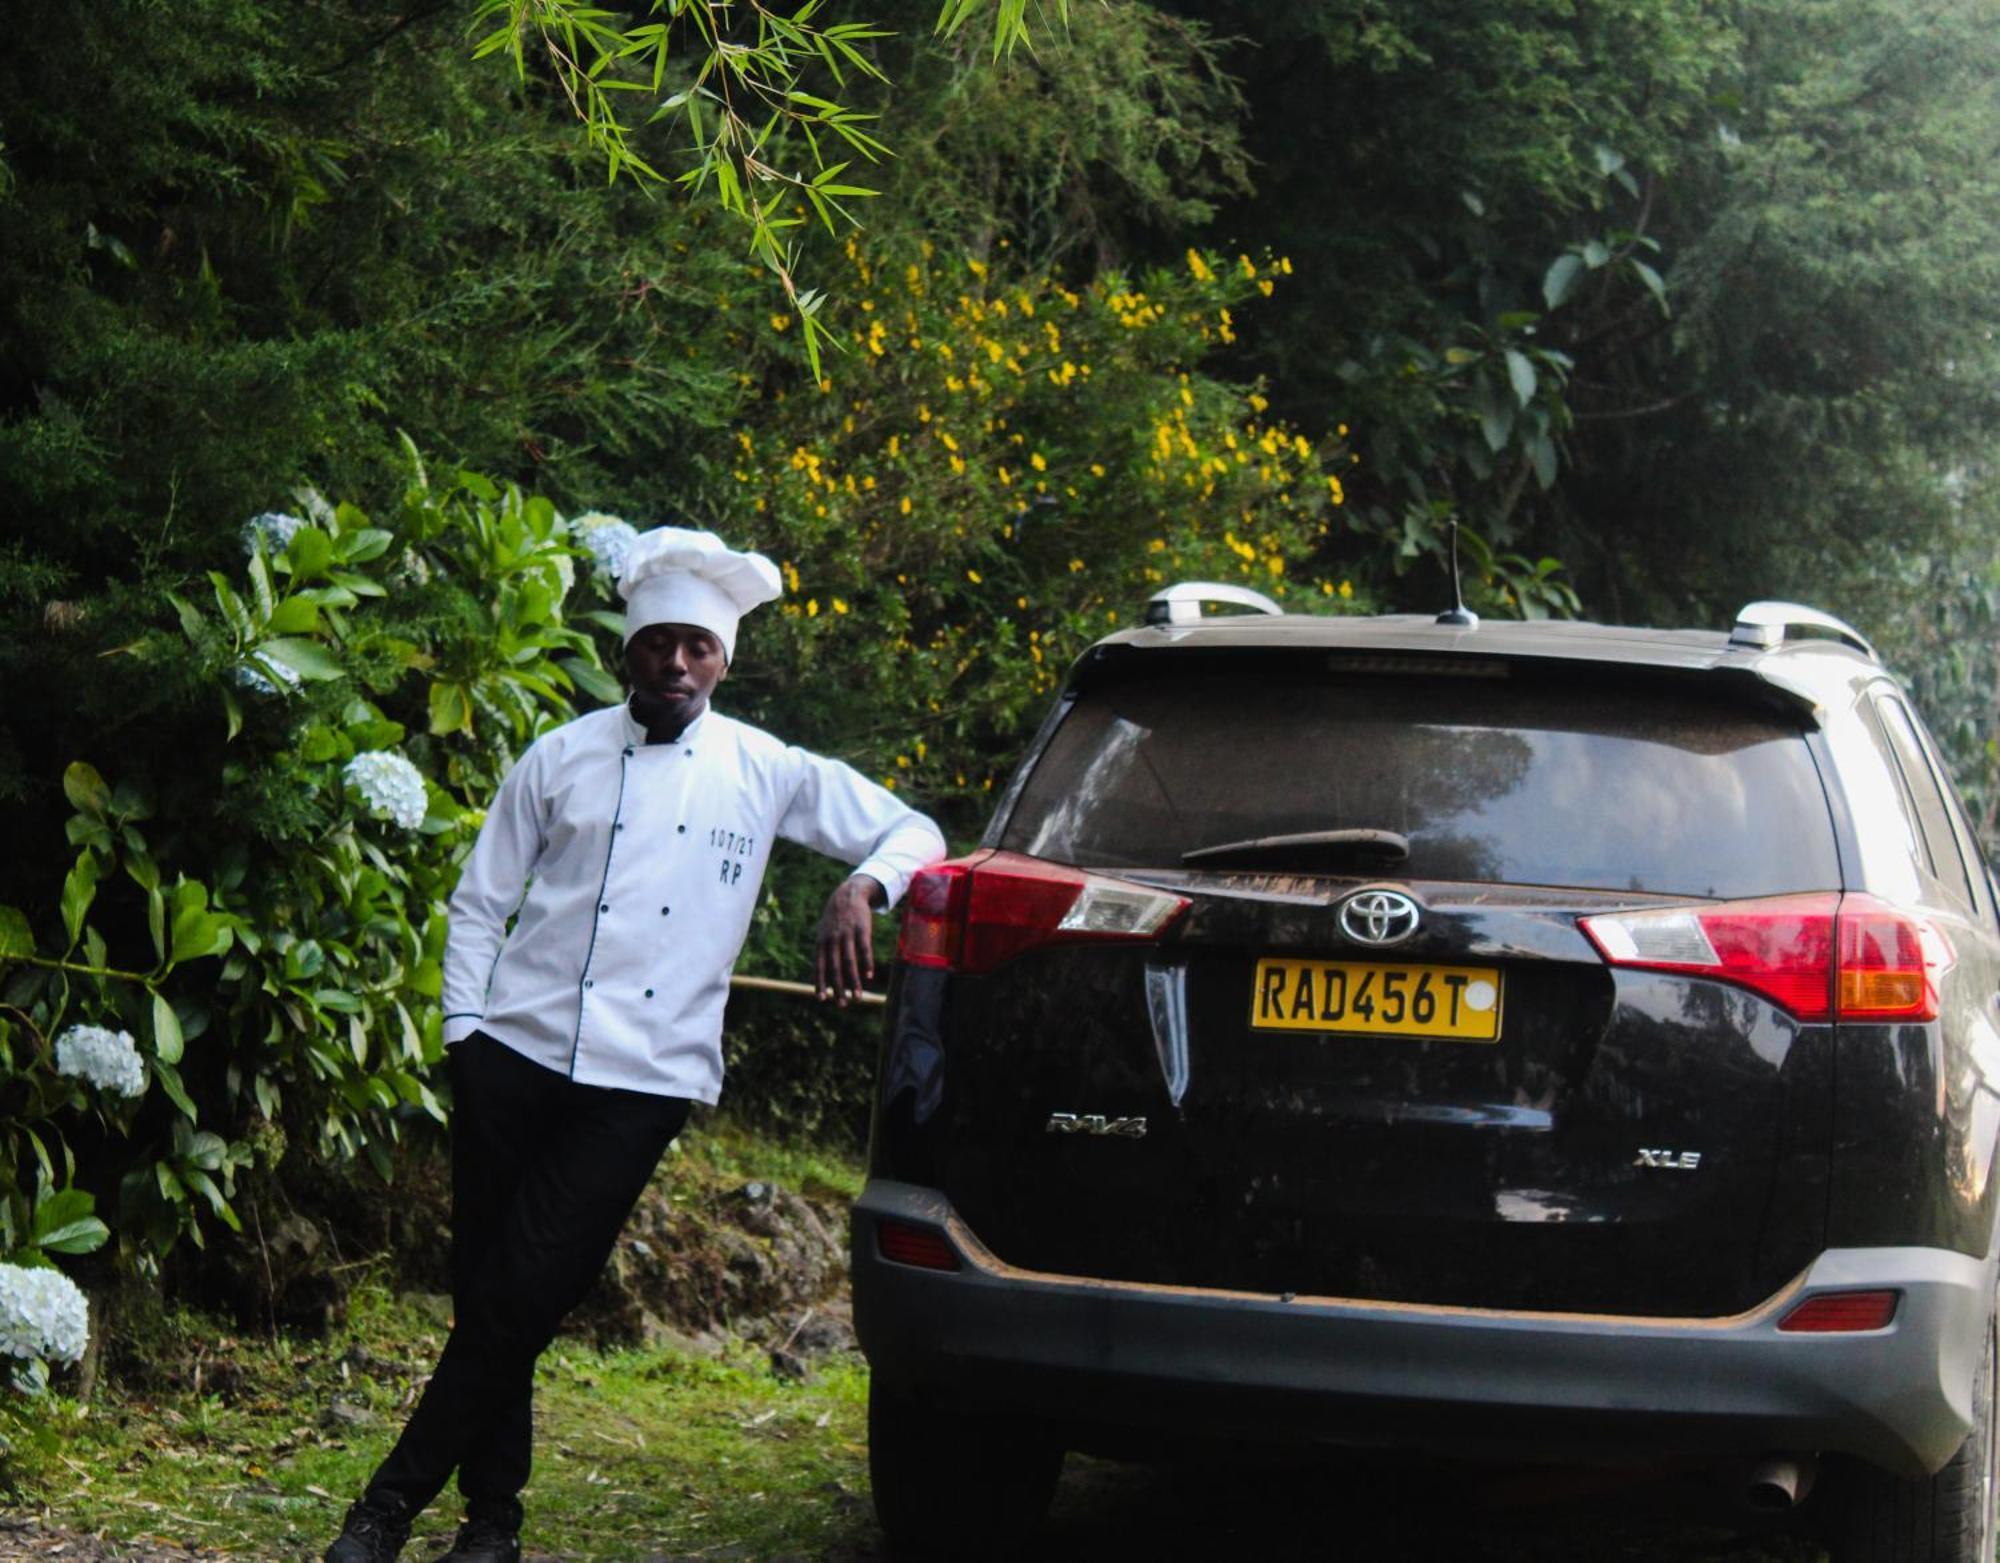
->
[440, 701, 946, 1102]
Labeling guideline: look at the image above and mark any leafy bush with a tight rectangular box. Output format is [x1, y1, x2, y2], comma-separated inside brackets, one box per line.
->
[701, 240, 1368, 827]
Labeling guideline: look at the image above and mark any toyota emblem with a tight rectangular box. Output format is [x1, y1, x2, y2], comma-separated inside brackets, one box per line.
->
[1338, 888, 1421, 947]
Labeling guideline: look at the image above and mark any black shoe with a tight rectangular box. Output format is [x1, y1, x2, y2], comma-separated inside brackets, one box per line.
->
[324, 1494, 413, 1563]
[439, 1515, 521, 1563]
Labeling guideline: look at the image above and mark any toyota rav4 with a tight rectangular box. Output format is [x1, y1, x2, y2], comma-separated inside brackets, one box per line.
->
[852, 589, 2000, 1562]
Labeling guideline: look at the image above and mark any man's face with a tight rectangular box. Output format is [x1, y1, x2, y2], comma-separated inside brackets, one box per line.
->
[624, 622, 727, 732]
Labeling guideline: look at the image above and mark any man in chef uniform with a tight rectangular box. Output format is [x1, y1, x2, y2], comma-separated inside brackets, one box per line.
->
[325, 527, 948, 1563]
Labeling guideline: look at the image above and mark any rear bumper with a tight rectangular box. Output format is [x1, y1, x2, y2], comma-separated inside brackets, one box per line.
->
[852, 1180, 1996, 1477]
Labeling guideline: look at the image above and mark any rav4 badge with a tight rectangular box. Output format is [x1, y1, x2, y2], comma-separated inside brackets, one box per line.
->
[1046, 1113, 1148, 1139]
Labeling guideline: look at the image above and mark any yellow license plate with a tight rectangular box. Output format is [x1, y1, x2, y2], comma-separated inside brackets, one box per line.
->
[1251, 958, 1503, 1041]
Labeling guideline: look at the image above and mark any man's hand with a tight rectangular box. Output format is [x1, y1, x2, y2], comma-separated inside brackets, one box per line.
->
[816, 874, 885, 1005]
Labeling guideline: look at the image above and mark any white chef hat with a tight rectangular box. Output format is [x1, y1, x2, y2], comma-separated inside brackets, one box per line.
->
[618, 526, 783, 663]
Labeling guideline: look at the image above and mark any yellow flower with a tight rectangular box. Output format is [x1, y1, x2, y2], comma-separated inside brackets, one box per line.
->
[1340, 580, 1354, 599]
[1016, 595, 1028, 609]
[1068, 558, 1085, 573]
[1089, 462, 1106, 478]
[806, 598, 819, 617]
[832, 598, 849, 615]
[967, 569, 983, 584]
[1029, 452, 1046, 472]
[1249, 392, 1269, 413]
[900, 495, 912, 515]
[770, 313, 793, 332]
[1238, 253, 1257, 280]
[1185, 248, 1214, 283]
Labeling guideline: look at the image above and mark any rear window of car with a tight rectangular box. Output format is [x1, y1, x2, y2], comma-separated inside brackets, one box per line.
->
[1001, 665, 1839, 898]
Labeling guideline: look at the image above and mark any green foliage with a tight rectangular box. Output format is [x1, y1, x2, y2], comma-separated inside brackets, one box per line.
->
[696, 240, 1368, 820]
[872, 0, 1251, 264]
[1542, 0, 2000, 629]
[1154, 0, 1729, 566]
[474, 0, 1090, 377]
[0, 0, 753, 807]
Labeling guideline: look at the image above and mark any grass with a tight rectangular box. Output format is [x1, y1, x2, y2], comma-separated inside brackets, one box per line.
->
[2, 1118, 879, 1560]
[5, 1295, 875, 1558]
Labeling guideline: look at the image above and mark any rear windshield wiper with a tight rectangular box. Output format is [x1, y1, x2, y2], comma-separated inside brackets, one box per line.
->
[1181, 828, 1411, 868]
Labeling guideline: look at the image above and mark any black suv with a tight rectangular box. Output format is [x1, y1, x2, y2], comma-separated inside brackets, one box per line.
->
[851, 589, 2000, 1560]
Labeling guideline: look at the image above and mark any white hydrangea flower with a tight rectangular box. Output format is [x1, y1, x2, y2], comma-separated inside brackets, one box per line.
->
[0, 1264, 90, 1366]
[572, 513, 639, 582]
[345, 750, 429, 831]
[54, 1024, 147, 1099]
[240, 511, 306, 557]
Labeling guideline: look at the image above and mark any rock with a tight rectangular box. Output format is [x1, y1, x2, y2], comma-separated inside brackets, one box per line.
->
[567, 1175, 849, 1349]
[768, 1347, 808, 1381]
[320, 1395, 379, 1429]
[787, 1301, 857, 1356]
[210, 1209, 344, 1333]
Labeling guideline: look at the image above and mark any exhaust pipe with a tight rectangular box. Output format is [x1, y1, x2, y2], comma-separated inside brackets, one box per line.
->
[1743, 1453, 1817, 1511]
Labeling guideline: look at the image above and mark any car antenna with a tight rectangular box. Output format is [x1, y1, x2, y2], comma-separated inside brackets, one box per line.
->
[1435, 520, 1479, 628]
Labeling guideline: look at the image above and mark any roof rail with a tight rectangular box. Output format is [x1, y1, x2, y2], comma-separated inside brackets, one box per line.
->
[1144, 581, 1285, 627]
[1728, 600, 1878, 662]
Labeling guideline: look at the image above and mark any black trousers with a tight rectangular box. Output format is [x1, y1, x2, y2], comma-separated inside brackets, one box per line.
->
[366, 1033, 691, 1523]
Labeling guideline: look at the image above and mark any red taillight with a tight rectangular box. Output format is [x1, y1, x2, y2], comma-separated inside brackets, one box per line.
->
[1578, 892, 1950, 1022]
[898, 853, 977, 969]
[1839, 902, 1951, 1021]
[1778, 1290, 1899, 1332]
[876, 1220, 961, 1272]
[896, 851, 1190, 975]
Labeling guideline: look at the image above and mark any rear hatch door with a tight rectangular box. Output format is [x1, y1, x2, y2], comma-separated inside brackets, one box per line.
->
[932, 654, 1840, 1316]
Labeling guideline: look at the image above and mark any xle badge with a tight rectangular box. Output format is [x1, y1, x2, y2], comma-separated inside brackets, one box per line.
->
[1634, 1148, 1703, 1171]
[1046, 1113, 1148, 1139]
